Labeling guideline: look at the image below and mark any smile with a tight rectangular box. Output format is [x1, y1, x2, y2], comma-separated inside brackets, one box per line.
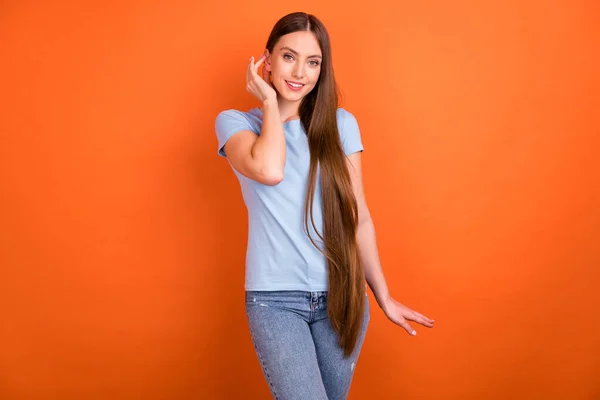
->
[286, 80, 305, 91]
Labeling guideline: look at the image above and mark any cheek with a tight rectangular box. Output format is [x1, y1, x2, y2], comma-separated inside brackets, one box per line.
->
[309, 70, 321, 85]
[271, 61, 288, 76]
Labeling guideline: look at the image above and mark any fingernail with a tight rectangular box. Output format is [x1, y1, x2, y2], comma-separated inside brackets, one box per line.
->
[412, 330, 417, 336]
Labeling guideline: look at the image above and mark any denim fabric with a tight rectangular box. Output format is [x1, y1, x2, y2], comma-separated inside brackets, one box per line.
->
[245, 290, 370, 400]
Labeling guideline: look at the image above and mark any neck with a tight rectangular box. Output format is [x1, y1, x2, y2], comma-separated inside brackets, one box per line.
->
[270, 95, 302, 123]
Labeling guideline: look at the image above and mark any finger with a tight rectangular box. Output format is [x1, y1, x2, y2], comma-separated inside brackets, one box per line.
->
[262, 65, 271, 85]
[417, 317, 434, 328]
[254, 54, 265, 69]
[248, 56, 260, 78]
[407, 312, 434, 328]
[399, 319, 417, 336]
[246, 57, 254, 85]
[414, 311, 435, 324]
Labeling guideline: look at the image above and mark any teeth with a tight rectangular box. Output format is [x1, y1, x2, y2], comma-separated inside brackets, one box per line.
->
[287, 81, 303, 88]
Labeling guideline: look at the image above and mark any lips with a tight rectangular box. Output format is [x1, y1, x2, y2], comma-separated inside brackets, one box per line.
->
[285, 80, 305, 91]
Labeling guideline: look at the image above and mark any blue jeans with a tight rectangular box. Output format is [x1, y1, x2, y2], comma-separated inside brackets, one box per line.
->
[245, 290, 370, 400]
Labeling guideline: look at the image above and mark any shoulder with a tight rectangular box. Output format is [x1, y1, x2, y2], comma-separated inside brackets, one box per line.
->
[336, 108, 364, 155]
[215, 108, 262, 133]
[336, 107, 350, 122]
[336, 107, 359, 128]
[214, 108, 262, 157]
[216, 108, 254, 124]
[336, 107, 360, 135]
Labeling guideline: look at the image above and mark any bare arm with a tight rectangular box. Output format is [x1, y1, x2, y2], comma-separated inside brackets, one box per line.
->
[223, 55, 286, 186]
[345, 152, 390, 307]
[250, 99, 286, 180]
[346, 151, 436, 335]
[224, 99, 286, 185]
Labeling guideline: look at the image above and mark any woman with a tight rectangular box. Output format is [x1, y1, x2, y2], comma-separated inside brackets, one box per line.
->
[215, 12, 435, 400]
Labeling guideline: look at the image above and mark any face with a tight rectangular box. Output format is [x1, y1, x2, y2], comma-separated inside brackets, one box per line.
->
[264, 31, 323, 101]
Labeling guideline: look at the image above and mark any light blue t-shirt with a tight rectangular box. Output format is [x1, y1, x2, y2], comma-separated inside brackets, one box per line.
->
[215, 107, 364, 291]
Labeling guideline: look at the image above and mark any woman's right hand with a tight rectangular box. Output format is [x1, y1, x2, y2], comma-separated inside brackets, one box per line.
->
[246, 55, 277, 104]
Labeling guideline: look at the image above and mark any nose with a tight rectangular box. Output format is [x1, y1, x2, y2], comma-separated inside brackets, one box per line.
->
[292, 63, 305, 79]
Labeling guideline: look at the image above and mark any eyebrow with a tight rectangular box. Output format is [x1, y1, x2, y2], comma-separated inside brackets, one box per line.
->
[280, 46, 322, 59]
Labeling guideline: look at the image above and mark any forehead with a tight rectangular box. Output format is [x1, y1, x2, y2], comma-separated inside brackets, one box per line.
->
[275, 31, 322, 56]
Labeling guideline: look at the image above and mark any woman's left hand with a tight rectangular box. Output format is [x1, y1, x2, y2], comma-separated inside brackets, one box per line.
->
[381, 296, 435, 336]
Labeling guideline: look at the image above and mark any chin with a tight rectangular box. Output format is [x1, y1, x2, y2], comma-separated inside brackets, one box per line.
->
[282, 92, 305, 101]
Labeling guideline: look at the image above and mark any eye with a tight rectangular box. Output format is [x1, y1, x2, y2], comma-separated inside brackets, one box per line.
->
[283, 53, 294, 60]
[309, 60, 320, 66]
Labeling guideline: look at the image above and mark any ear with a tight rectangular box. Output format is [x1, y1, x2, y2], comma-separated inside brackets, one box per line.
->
[264, 49, 272, 72]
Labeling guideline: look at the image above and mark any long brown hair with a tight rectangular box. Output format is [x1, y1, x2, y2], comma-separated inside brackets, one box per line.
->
[265, 12, 365, 357]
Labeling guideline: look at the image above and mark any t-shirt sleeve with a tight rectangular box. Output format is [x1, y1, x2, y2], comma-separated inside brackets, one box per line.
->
[340, 109, 364, 156]
[215, 110, 255, 157]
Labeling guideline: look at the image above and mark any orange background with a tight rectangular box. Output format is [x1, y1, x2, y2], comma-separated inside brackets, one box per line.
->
[1, 1, 599, 399]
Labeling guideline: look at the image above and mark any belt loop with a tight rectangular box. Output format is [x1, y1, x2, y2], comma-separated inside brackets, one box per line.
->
[310, 291, 319, 307]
